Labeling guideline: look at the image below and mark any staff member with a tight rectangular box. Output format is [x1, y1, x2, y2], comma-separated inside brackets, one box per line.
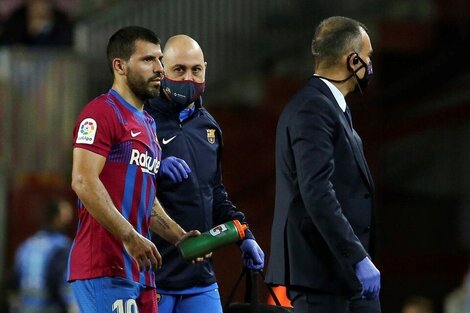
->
[266, 16, 381, 313]
[145, 34, 264, 313]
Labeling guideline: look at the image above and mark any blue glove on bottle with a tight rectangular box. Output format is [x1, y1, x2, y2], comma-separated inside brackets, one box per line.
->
[159, 156, 191, 183]
[355, 256, 381, 300]
[240, 239, 264, 271]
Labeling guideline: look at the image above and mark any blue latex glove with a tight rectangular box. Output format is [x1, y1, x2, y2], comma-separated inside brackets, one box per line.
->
[355, 257, 381, 300]
[159, 156, 191, 183]
[240, 239, 264, 271]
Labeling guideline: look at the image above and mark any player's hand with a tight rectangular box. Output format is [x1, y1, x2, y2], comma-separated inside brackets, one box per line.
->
[159, 156, 191, 183]
[240, 239, 265, 271]
[355, 257, 381, 300]
[175, 229, 200, 245]
[191, 251, 213, 263]
[175, 230, 211, 263]
[123, 230, 162, 271]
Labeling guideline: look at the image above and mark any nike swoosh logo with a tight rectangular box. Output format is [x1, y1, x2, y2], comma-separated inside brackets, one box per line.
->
[130, 130, 142, 138]
[162, 135, 177, 145]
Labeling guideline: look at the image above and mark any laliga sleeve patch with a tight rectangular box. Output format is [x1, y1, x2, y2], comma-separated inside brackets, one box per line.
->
[76, 118, 97, 144]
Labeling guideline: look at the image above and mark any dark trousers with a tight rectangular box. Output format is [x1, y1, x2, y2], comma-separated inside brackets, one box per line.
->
[288, 288, 381, 313]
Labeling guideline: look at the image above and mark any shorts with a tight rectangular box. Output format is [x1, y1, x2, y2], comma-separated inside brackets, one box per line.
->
[157, 288, 222, 313]
[71, 277, 157, 313]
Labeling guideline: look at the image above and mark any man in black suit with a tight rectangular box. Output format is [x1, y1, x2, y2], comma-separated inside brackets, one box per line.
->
[265, 16, 381, 313]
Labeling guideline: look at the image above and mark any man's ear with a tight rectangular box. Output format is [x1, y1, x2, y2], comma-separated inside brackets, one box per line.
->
[346, 52, 360, 72]
[113, 58, 126, 76]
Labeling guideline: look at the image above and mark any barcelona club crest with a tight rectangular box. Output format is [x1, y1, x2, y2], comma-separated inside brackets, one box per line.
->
[206, 129, 216, 144]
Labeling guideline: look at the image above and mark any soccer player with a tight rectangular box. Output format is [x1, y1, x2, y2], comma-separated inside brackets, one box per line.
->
[68, 26, 197, 313]
[145, 35, 265, 313]
[11, 198, 78, 313]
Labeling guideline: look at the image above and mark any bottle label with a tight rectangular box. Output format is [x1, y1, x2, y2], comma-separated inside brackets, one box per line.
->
[209, 223, 228, 236]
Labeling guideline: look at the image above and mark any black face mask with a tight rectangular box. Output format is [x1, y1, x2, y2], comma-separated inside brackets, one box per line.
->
[351, 54, 373, 94]
[315, 52, 373, 95]
[161, 78, 206, 112]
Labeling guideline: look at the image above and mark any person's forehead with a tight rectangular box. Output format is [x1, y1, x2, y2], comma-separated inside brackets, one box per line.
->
[133, 40, 162, 54]
[163, 48, 204, 67]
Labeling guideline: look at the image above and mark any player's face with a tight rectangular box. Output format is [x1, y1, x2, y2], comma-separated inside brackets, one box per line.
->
[58, 201, 74, 229]
[162, 47, 206, 83]
[126, 40, 164, 100]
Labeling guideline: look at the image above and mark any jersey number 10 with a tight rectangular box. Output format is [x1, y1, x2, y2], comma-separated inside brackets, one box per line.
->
[112, 299, 138, 313]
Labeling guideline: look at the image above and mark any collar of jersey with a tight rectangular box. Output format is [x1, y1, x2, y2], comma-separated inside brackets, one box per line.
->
[109, 89, 145, 115]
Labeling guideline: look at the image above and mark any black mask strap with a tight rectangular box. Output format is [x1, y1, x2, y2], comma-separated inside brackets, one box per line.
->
[315, 73, 354, 84]
[315, 52, 367, 93]
[316, 52, 358, 84]
[350, 54, 368, 95]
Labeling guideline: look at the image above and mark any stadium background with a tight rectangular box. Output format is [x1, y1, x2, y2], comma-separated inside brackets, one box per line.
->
[1, 0, 469, 311]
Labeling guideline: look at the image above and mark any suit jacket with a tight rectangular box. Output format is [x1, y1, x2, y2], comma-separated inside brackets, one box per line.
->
[265, 76, 376, 296]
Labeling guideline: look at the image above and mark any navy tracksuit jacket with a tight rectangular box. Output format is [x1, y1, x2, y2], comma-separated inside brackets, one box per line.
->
[145, 95, 254, 290]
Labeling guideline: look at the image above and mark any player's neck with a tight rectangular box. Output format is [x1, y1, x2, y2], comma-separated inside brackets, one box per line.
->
[111, 82, 144, 111]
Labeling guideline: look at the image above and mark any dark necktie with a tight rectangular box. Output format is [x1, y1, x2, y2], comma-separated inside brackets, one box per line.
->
[344, 106, 353, 129]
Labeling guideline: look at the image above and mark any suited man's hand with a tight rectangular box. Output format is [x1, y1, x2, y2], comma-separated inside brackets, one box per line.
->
[355, 257, 380, 300]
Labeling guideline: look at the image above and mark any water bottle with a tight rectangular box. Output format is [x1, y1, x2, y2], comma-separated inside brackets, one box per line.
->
[178, 220, 248, 261]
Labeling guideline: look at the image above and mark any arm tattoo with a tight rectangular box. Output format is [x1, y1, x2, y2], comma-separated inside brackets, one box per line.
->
[151, 208, 171, 230]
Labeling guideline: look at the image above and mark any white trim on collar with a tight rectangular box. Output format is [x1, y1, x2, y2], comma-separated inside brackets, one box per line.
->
[315, 75, 347, 113]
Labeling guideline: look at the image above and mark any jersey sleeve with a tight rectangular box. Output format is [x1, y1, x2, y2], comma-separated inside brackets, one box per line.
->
[73, 100, 120, 157]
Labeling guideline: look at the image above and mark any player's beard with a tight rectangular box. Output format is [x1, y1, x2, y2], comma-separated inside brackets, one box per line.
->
[127, 69, 161, 101]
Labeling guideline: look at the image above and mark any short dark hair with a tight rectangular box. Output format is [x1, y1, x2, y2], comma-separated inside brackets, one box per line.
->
[106, 26, 161, 73]
[311, 16, 368, 69]
[40, 198, 67, 229]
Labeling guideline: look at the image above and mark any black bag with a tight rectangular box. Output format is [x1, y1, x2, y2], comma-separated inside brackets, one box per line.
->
[223, 269, 294, 313]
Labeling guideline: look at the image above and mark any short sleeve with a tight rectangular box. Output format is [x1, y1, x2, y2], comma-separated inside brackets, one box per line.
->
[73, 99, 120, 157]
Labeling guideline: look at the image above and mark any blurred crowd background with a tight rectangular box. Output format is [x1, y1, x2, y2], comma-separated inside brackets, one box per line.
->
[1, 0, 470, 312]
